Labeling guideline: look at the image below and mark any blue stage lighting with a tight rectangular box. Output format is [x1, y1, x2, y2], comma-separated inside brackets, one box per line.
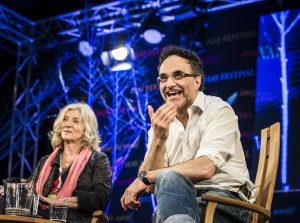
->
[78, 40, 94, 57]
[111, 47, 128, 61]
[140, 13, 166, 44]
[143, 29, 164, 44]
[101, 51, 110, 66]
[111, 63, 132, 72]
[101, 46, 134, 72]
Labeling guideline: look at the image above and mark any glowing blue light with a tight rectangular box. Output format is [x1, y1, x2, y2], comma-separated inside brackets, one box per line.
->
[253, 135, 260, 151]
[101, 46, 134, 71]
[271, 11, 297, 189]
[257, 10, 300, 190]
[111, 47, 128, 61]
[207, 0, 265, 12]
[101, 51, 110, 66]
[283, 185, 290, 192]
[226, 91, 238, 105]
[111, 62, 132, 72]
[143, 29, 164, 44]
[151, 194, 157, 214]
[141, 13, 166, 44]
[78, 40, 94, 57]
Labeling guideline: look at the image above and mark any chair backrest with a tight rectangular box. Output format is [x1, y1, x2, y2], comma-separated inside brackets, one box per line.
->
[252, 122, 280, 223]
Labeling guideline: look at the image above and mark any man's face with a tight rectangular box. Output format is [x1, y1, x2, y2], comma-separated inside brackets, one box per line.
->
[159, 55, 201, 111]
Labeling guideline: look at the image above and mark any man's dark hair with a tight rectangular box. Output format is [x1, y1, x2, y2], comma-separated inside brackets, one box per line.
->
[158, 45, 205, 91]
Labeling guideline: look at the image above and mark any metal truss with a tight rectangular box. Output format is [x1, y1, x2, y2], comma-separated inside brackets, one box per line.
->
[33, 0, 266, 49]
[0, 5, 37, 178]
[4, 44, 36, 178]
[1, 0, 267, 49]
[0, 42, 62, 178]
[0, 4, 34, 45]
[0, 0, 267, 178]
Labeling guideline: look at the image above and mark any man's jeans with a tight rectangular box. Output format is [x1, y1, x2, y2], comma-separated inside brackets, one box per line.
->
[153, 170, 250, 223]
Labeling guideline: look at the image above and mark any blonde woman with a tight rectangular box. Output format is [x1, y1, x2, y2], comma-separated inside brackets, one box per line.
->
[30, 102, 112, 223]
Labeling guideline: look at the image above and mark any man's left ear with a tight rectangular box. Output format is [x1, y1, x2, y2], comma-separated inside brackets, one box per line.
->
[194, 75, 201, 89]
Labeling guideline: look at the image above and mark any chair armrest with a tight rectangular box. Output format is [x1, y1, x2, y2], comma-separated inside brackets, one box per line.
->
[91, 210, 109, 223]
[93, 210, 104, 217]
[202, 194, 270, 221]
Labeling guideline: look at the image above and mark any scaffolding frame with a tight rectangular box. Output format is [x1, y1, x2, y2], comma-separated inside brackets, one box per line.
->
[0, 0, 265, 178]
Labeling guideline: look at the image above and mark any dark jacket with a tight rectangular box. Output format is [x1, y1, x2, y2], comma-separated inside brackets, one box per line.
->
[30, 149, 112, 223]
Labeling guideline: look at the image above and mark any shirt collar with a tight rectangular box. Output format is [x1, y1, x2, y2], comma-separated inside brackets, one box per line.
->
[188, 91, 205, 113]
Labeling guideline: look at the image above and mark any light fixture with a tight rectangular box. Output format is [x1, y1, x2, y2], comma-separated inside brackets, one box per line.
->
[78, 40, 94, 57]
[111, 47, 128, 61]
[101, 46, 135, 72]
[140, 13, 166, 44]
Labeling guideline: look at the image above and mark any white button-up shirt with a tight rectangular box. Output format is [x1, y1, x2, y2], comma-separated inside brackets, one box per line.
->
[147, 92, 254, 192]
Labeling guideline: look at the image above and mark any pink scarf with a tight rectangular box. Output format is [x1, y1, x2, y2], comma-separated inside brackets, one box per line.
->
[36, 146, 92, 198]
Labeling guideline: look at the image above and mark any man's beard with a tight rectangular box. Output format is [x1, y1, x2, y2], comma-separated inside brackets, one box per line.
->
[176, 95, 192, 113]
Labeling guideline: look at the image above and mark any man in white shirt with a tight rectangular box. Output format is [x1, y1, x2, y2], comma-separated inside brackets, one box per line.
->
[120, 46, 254, 223]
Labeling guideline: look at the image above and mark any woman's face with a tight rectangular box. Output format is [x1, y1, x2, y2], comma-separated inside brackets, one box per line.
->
[61, 109, 85, 143]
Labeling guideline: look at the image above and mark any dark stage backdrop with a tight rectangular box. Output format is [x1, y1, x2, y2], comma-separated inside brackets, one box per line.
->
[255, 8, 300, 191]
[110, 3, 289, 222]
[255, 8, 300, 222]
[1, 2, 300, 223]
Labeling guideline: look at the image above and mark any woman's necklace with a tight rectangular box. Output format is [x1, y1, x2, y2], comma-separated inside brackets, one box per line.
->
[62, 154, 74, 168]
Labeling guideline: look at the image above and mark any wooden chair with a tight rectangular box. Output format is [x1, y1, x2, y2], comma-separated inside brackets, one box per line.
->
[91, 210, 109, 223]
[202, 122, 280, 223]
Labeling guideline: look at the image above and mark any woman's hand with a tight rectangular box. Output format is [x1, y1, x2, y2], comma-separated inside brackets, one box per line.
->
[39, 195, 60, 206]
[39, 195, 79, 209]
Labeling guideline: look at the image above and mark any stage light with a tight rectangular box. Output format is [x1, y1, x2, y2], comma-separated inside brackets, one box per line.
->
[101, 46, 135, 72]
[78, 40, 94, 57]
[111, 63, 132, 72]
[140, 13, 166, 44]
[111, 47, 128, 61]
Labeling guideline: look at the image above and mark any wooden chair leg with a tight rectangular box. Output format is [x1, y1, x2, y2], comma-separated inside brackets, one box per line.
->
[204, 202, 217, 223]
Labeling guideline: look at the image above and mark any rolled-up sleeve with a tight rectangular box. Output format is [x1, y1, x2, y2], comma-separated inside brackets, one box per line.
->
[195, 105, 239, 170]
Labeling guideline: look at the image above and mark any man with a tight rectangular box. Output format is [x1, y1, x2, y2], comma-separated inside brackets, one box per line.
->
[121, 46, 255, 223]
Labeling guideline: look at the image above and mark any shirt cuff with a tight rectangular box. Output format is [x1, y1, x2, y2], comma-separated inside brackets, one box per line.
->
[196, 150, 227, 169]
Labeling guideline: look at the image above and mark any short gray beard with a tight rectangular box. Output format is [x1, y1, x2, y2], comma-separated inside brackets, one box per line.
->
[177, 96, 192, 113]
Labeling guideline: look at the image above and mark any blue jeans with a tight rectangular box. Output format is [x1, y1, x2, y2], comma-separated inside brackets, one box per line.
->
[153, 170, 250, 223]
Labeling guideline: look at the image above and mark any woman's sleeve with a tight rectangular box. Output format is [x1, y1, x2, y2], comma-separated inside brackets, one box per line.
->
[75, 152, 112, 212]
[29, 156, 48, 184]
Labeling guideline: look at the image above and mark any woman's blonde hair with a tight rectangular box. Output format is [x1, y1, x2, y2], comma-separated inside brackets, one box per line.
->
[49, 102, 101, 150]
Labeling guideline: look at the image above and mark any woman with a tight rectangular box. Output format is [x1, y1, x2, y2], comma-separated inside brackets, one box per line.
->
[30, 102, 112, 223]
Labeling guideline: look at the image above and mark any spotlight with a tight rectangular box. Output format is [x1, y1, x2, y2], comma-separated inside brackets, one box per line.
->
[111, 47, 128, 61]
[78, 40, 94, 57]
[140, 13, 166, 44]
[101, 46, 135, 72]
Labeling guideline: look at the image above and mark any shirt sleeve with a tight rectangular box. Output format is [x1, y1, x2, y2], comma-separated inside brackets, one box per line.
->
[195, 105, 240, 170]
[29, 156, 49, 186]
